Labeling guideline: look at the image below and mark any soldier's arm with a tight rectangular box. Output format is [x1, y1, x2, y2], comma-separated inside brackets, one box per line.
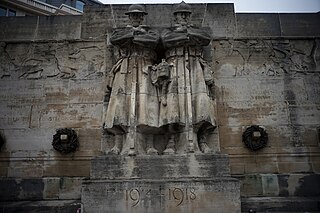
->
[133, 28, 160, 48]
[161, 28, 189, 48]
[187, 27, 211, 46]
[110, 28, 134, 46]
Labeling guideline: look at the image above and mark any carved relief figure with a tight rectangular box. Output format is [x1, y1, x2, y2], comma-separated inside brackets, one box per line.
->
[104, 4, 160, 155]
[159, 1, 216, 153]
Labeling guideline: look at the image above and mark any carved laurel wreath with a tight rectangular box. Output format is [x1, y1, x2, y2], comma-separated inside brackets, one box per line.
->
[52, 128, 79, 154]
[242, 125, 268, 151]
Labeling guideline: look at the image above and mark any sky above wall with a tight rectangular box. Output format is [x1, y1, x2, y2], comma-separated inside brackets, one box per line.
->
[98, 0, 320, 13]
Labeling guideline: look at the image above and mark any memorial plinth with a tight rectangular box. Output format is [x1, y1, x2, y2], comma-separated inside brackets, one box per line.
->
[82, 2, 240, 212]
[81, 154, 240, 213]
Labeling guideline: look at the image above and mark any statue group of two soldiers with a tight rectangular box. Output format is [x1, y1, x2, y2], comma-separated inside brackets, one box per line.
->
[103, 2, 216, 156]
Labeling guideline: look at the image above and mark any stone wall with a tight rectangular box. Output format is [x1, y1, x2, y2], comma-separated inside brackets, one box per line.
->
[0, 40, 105, 210]
[0, 3, 319, 212]
[214, 38, 320, 211]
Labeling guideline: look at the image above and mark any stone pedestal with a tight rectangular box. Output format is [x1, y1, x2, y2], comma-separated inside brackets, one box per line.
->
[81, 154, 240, 213]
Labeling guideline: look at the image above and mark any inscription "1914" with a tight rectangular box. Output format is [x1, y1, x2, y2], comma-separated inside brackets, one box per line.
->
[125, 187, 196, 207]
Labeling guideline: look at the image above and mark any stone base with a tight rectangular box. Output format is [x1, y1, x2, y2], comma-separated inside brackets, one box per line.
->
[82, 178, 240, 213]
[82, 154, 240, 213]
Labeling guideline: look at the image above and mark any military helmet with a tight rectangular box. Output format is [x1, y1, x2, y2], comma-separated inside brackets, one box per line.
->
[125, 4, 148, 15]
[173, 1, 192, 14]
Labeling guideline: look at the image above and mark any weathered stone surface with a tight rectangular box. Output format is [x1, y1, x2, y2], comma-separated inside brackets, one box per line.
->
[0, 177, 85, 201]
[203, 4, 236, 37]
[82, 178, 240, 213]
[0, 105, 32, 129]
[214, 37, 320, 180]
[236, 14, 281, 37]
[91, 154, 231, 179]
[30, 103, 103, 129]
[294, 174, 320, 196]
[242, 196, 320, 212]
[37, 16, 82, 40]
[1, 5, 319, 42]
[0, 200, 81, 213]
[84, 152, 240, 212]
[1, 41, 105, 80]
[0, 178, 44, 201]
[240, 174, 263, 196]
[43, 159, 90, 177]
[0, 80, 45, 105]
[279, 13, 320, 37]
[261, 174, 279, 196]
[240, 174, 320, 198]
[0, 16, 82, 41]
[81, 4, 236, 40]
[0, 3, 319, 212]
[1, 128, 54, 151]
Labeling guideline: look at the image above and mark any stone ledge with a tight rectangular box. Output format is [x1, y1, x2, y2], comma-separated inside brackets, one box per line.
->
[241, 196, 320, 212]
[84, 177, 239, 183]
[91, 154, 231, 179]
[0, 200, 81, 213]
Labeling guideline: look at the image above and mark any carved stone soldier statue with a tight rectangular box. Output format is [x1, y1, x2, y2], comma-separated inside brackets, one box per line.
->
[103, 4, 160, 155]
[160, 1, 216, 154]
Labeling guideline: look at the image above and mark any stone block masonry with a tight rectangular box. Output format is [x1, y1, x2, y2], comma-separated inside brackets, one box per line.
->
[0, 3, 319, 213]
[82, 154, 241, 213]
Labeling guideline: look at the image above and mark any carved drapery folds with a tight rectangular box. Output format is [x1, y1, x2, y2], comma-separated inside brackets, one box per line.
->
[103, 2, 216, 155]
[103, 4, 160, 156]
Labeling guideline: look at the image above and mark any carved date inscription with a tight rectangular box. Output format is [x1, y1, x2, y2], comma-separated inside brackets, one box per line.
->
[125, 187, 196, 207]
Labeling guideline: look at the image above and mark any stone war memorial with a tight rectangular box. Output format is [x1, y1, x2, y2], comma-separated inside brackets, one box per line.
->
[0, 1, 319, 213]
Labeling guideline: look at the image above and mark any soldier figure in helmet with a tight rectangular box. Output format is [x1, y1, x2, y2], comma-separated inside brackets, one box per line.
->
[104, 4, 160, 155]
[160, 1, 216, 154]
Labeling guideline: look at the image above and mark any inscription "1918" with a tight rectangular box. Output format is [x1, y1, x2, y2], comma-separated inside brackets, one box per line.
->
[125, 187, 196, 207]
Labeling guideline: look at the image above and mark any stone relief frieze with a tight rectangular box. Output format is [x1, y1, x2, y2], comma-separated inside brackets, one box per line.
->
[0, 42, 105, 80]
[214, 39, 320, 77]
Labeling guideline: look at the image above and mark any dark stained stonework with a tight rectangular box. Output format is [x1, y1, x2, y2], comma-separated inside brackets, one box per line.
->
[294, 174, 320, 197]
[0, 132, 4, 151]
[0, 200, 81, 213]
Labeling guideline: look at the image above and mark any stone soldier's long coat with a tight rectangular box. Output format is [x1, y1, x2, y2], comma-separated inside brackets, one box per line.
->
[161, 25, 216, 132]
[104, 26, 159, 134]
